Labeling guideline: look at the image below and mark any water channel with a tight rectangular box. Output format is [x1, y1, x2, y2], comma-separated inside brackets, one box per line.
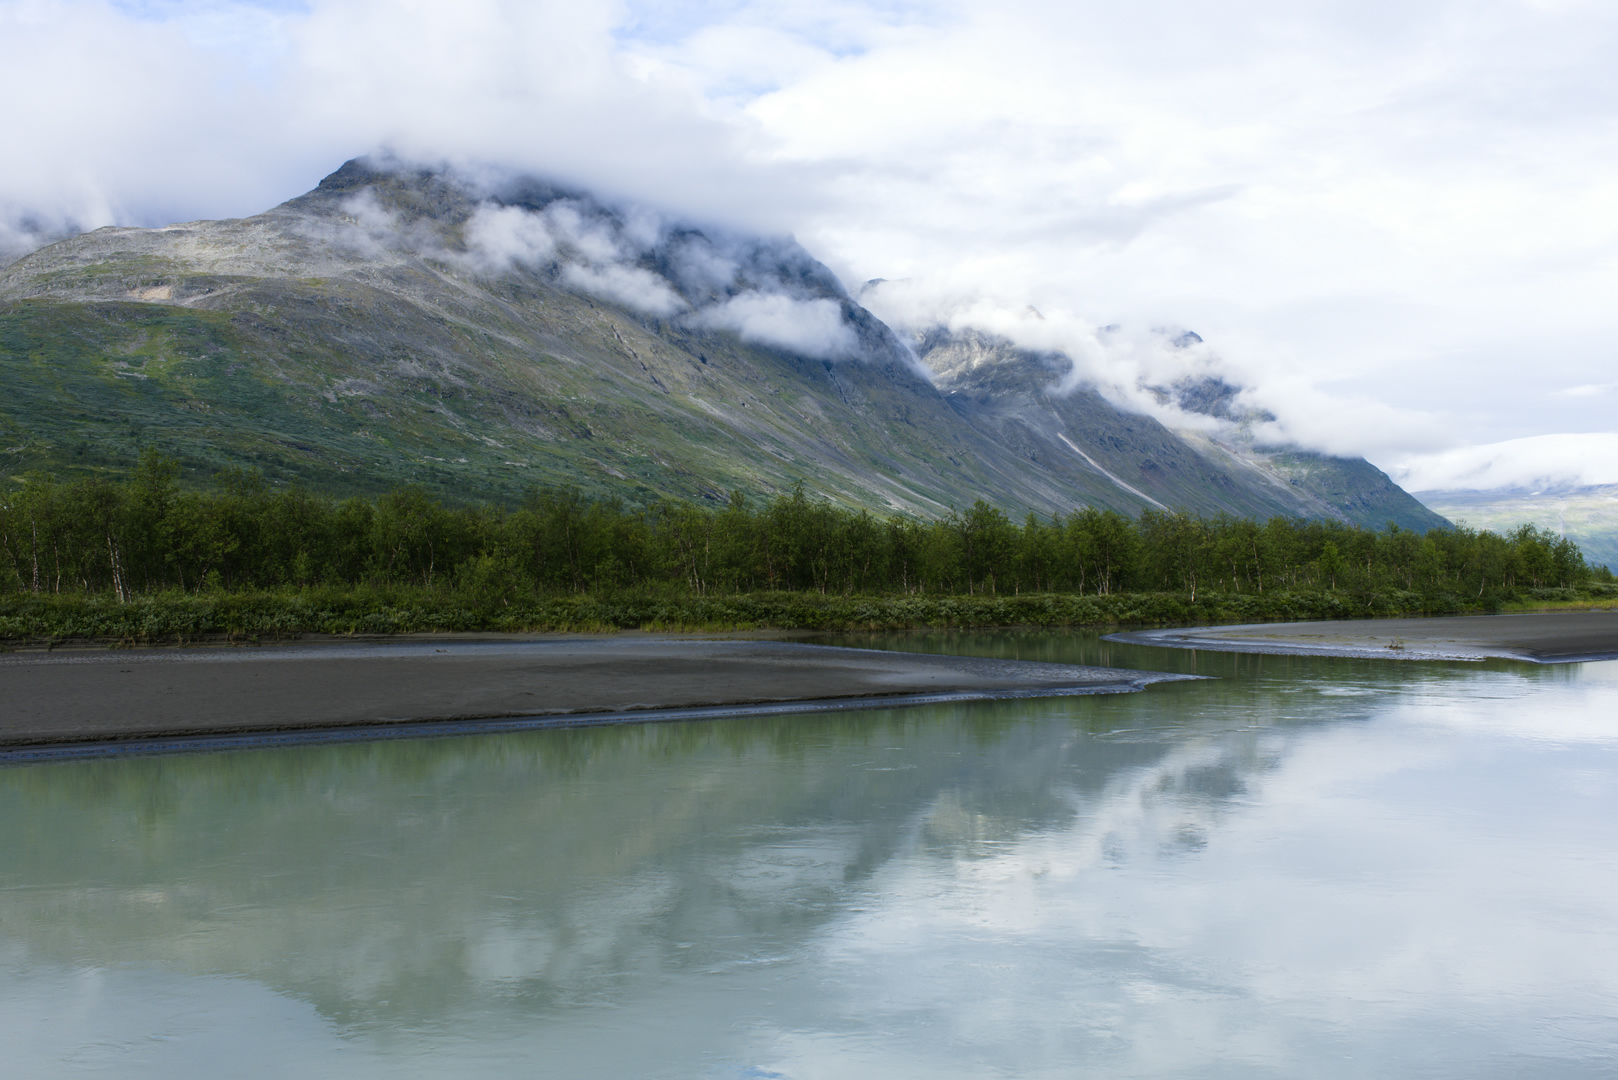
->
[4, 632, 1616, 1077]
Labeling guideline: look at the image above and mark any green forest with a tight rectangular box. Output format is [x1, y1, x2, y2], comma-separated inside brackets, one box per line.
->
[0, 451, 1610, 642]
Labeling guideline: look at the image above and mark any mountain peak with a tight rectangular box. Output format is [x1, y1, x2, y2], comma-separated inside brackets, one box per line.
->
[0, 157, 1447, 530]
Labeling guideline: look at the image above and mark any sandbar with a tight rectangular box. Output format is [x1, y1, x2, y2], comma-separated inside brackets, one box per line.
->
[1108, 611, 1618, 663]
[0, 638, 1193, 751]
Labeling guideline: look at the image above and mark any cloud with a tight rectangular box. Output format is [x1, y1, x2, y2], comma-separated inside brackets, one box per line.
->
[732, 0, 1618, 460]
[446, 179, 867, 336]
[462, 203, 559, 271]
[561, 262, 687, 317]
[861, 279, 1452, 458]
[692, 293, 859, 359]
[337, 166, 866, 347]
[0, 215, 77, 267]
[322, 188, 450, 261]
[271, 151, 876, 351]
[1554, 382, 1615, 399]
[539, 200, 633, 266]
[2, 0, 1617, 475]
[663, 234, 744, 297]
[1388, 433, 1618, 492]
[458, 196, 687, 314]
[0, 0, 804, 240]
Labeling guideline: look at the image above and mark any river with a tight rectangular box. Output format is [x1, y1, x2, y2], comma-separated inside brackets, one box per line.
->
[3, 633, 1615, 1078]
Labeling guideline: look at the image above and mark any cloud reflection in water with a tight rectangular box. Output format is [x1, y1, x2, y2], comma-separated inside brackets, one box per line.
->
[2, 642, 1615, 1078]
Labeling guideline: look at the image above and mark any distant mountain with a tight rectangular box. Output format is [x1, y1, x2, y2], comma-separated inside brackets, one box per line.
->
[0, 157, 1447, 529]
[906, 327, 1448, 532]
[1414, 486, 1618, 570]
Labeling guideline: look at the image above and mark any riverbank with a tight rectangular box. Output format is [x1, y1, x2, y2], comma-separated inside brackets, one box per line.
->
[1108, 610, 1618, 663]
[0, 638, 1195, 750]
[3, 584, 1614, 647]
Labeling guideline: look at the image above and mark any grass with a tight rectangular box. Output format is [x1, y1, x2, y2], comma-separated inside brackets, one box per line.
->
[1501, 599, 1618, 613]
[0, 299, 527, 500]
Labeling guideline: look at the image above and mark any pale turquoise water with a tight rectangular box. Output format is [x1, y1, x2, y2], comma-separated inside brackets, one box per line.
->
[3, 634, 1616, 1078]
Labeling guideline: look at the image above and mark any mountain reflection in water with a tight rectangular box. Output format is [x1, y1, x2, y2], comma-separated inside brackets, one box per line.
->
[3, 634, 1616, 1079]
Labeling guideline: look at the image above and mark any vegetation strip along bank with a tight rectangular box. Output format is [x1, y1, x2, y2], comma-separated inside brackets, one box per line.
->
[1, 451, 1609, 642]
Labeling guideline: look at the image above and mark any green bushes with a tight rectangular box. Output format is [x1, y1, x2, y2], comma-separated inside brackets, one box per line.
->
[0, 585, 1597, 645]
[0, 450, 1608, 643]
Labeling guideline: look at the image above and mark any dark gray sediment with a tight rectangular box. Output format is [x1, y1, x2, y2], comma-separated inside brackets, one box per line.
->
[0, 637, 1196, 754]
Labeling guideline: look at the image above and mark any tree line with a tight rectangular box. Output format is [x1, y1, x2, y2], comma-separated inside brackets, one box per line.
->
[0, 450, 1603, 604]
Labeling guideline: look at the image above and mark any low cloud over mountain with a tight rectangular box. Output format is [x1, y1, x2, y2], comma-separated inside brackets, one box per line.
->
[3, 0, 1614, 493]
[0, 158, 1444, 531]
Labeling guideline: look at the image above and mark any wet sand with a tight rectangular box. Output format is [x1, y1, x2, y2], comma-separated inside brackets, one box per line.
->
[1109, 611, 1618, 663]
[0, 638, 1192, 749]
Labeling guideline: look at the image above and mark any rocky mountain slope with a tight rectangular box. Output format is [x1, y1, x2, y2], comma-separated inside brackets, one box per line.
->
[0, 158, 1446, 529]
[905, 327, 1447, 531]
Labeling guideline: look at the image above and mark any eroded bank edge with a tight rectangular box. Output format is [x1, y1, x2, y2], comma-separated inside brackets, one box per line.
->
[0, 676, 1204, 764]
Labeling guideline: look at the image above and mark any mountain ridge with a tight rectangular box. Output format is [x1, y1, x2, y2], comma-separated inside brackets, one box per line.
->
[0, 157, 1447, 531]
[901, 324, 1446, 531]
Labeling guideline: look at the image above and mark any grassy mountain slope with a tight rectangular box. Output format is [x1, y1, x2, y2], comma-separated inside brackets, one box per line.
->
[0, 158, 1445, 527]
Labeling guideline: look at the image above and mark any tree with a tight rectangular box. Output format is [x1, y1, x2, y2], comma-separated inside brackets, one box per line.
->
[1316, 541, 1347, 591]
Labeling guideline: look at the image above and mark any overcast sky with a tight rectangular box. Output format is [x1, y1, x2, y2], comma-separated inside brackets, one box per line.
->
[2, 0, 1615, 490]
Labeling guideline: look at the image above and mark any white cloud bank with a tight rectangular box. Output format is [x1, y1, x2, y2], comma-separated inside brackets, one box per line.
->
[862, 281, 1455, 457]
[466, 196, 688, 316]
[1388, 434, 1618, 493]
[462, 204, 559, 270]
[693, 294, 859, 358]
[1, 0, 1615, 487]
[327, 177, 869, 356]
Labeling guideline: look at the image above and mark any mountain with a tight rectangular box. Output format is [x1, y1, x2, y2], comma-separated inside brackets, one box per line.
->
[903, 326, 1448, 531]
[1413, 486, 1618, 570]
[0, 157, 1446, 530]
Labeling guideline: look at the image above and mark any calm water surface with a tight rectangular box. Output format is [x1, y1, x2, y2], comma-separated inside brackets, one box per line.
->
[4, 633, 1616, 1078]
